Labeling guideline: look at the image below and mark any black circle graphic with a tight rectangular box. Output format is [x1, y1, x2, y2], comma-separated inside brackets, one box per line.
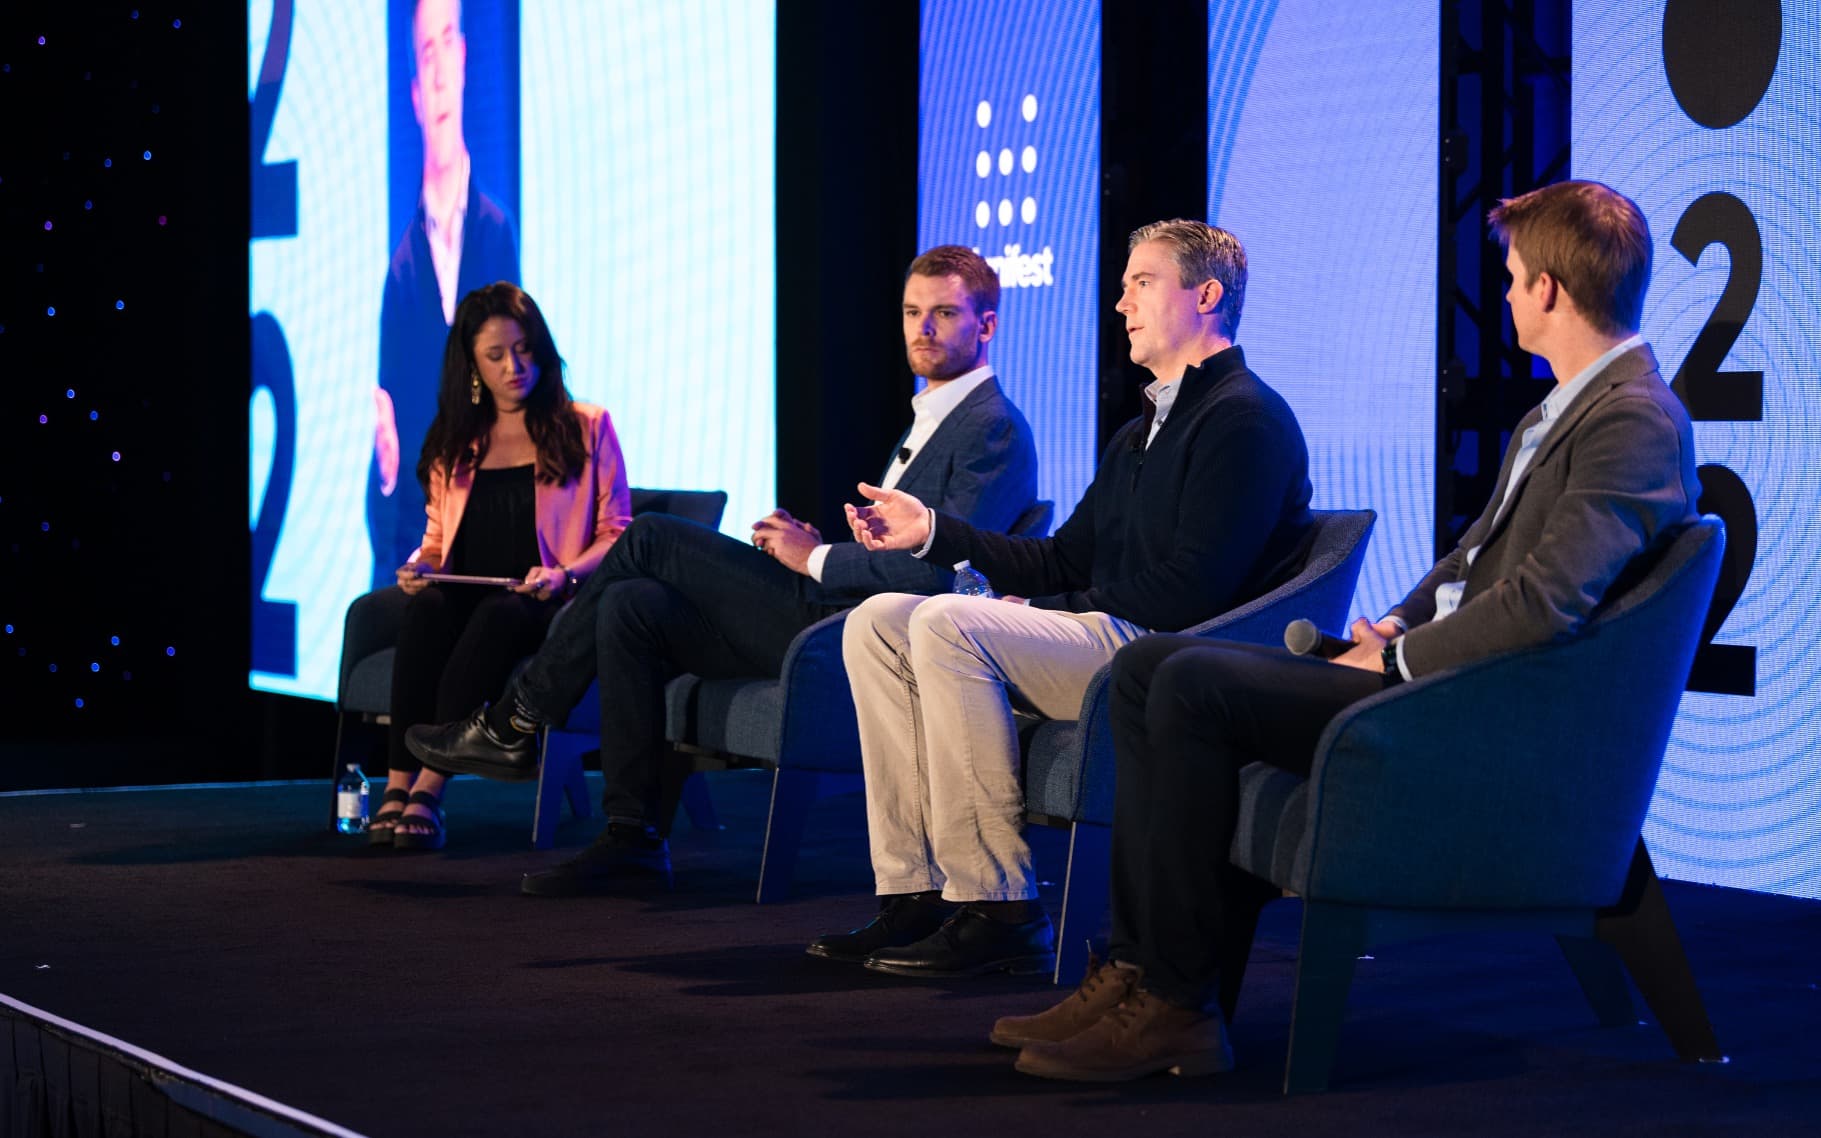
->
[1663, 0, 1781, 129]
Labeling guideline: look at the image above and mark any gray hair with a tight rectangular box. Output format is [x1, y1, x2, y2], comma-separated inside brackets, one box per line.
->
[1128, 219, 1247, 337]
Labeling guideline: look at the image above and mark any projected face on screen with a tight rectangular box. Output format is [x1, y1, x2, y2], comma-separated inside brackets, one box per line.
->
[411, 0, 467, 176]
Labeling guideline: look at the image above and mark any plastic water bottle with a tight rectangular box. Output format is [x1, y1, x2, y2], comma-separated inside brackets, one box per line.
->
[952, 559, 997, 599]
[335, 764, 370, 834]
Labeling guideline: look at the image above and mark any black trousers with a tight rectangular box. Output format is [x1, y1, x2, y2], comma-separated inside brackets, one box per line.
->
[1105, 635, 1388, 1009]
[388, 586, 557, 773]
[511, 513, 846, 825]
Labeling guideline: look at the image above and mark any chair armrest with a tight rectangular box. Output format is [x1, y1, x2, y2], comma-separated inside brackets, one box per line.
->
[1295, 646, 1671, 910]
[1067, 662, 1120, 824]
[773, 610, 864, 770]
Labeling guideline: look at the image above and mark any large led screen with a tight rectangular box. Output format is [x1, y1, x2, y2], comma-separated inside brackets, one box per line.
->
[918, 0, 1101, 518]
[1206, 0, 1439, 623]
[1574, 2, 1821, 899]
[249, 0, 776, 700]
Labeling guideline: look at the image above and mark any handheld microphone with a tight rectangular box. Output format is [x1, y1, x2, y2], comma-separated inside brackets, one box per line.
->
[1284, 618, 1352, 659]
[897, 447, 912, 463]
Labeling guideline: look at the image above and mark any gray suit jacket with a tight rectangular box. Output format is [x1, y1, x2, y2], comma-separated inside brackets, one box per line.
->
[814, 376, 1038, 601]
[1393, 344, 1700, 676]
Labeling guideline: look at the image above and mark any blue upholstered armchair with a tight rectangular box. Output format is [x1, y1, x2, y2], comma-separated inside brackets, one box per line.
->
[1227, 516, 1727, 1093]
[331, 488, 728, 848]
[1021, 508, 1377, 983]
[636, 498, 1057, 902]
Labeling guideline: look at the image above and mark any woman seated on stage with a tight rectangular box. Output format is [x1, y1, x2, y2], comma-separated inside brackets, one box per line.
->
[377, 281, 631, 849]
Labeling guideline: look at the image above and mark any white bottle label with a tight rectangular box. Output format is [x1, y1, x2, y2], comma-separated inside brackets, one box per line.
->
[337, 790, 360, 818]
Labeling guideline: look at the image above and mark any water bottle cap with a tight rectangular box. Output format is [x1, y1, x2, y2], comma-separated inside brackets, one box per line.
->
[345, 764, 361, 772]
[952, 560, 972, 572]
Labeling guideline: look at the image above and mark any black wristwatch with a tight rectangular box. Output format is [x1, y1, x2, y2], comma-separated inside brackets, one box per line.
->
[1381, 638, 1404, 684]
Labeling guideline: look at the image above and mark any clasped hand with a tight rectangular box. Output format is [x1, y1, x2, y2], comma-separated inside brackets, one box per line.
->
[1331, 617, 1402, 672]
[750, 508, 822, 574]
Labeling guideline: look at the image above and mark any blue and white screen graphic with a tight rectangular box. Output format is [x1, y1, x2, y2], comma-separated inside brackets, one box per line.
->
[918, 0, 1101, 519]
[248, 0, 776, 700]
[1574, 2, 1821, 899]
[1206, 1, 1439, 623]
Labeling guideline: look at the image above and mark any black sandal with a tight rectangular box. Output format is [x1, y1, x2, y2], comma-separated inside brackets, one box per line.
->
[368, 787, 411, 846]
[392, 790, 446, 851]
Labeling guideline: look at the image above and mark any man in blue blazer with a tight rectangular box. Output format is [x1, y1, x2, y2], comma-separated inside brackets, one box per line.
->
[405, 246, 1038, 890]
[997, 181, 1701, 1083]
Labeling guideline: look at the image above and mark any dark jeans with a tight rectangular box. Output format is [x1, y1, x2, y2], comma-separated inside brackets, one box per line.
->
[511, 513, 846, 824]
[389, 586, 557, 773]
[1105, 635, 1388, 1010]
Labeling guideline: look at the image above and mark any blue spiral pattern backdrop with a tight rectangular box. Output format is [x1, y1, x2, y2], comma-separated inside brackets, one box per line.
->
[918, 0, 1102, 519]
[1574, 3, 1821, 899]
[1207, 0, 1440, 624]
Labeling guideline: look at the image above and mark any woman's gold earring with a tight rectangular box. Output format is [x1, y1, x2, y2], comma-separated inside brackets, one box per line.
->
[470, 372, 482, 405]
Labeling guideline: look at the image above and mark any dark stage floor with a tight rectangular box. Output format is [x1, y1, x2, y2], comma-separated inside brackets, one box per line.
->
[1, 772, 1817, 1137]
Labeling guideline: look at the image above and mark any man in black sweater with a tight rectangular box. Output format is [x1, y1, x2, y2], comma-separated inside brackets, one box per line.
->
[806, 220, 1314, 979]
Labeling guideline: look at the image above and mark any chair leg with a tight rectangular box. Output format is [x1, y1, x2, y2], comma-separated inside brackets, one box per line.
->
[561, 745, 592, 824]
[1597, 841, 1725, 1062]
[1216, 870, 1281, 1024]
[1557, 934, 1637, 1028]
[1051, 822, 1110, 985]
[327, 713, 349, 830]
[677, 775, 722, 832]
[756, 769, 819, 904]
[1284, 901, 1369, 1095]
[655, 750, 721, 837]
[532, 730, 586, 850]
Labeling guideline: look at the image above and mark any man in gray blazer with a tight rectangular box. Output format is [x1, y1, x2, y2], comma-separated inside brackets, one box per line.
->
[994, 181, 1701, 1083]
[405, 246, 1038, 891]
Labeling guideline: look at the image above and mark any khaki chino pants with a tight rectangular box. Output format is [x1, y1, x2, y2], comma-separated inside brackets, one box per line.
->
[843, 592, 1147, 902]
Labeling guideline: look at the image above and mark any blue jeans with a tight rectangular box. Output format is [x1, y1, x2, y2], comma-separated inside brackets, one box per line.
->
[511, 513, 846, 825]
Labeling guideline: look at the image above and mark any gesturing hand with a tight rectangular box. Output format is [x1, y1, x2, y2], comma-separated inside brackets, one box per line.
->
[843, 482, 932, 551]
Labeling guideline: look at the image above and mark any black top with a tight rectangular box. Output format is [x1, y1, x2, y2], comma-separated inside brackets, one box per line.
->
[448, 464, 539, 580]
[924, 345, 1315, 632]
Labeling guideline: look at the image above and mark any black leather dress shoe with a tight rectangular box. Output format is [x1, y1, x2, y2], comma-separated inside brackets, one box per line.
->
[520, 824, 672, 896]
[863, 905, 1056, 978]
[805, 894, 955, 963]
[405, 707, 538, 781]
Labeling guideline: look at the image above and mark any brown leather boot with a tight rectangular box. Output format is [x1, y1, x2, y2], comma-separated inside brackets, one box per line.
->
[1013, 989, 1235, 1082]
[988, 955, 1140, 1048]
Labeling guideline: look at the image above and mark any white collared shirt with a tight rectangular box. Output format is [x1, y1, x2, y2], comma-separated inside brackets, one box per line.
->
[806, 365, 996, 582]
[423, 152, 471, 327]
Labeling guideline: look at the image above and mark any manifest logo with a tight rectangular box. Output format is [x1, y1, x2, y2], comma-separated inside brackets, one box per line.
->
[970, 93, 1055, 290]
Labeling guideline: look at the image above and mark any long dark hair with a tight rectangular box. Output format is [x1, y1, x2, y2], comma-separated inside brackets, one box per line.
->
[417, 282, 588, 491]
